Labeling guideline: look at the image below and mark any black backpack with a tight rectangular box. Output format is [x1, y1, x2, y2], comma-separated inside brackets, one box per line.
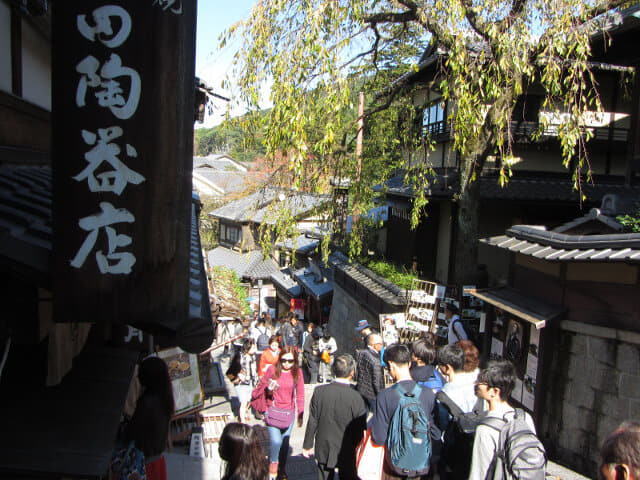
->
[436, 391, 486, 480]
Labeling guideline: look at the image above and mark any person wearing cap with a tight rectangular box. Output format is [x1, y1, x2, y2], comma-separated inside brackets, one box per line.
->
[354, 319, 372, 353]
[445, 303, 468, 345]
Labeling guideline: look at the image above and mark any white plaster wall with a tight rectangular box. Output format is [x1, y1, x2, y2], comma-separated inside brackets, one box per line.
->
[21, 18, 50, 110]
[0, 1, 11, 93]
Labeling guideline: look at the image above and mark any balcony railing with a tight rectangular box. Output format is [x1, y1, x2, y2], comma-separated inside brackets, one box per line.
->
[510, 121, 629, 143]
[422, 120, 629, 144]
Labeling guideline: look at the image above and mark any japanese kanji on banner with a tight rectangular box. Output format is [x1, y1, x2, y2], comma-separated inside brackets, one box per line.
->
[52, 1, 196, 328]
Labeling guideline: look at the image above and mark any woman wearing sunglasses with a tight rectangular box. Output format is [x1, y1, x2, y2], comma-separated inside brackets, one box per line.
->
[251, 346, 305, 480]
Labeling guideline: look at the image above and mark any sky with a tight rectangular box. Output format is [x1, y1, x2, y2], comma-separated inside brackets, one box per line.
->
[195, 1, 258, 128]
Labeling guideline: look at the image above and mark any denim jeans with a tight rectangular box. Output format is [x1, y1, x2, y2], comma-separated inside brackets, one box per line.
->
[267, 421, 294, 466]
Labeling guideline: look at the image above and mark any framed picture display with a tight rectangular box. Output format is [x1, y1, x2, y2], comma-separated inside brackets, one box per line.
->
[158, 347, 204, 415]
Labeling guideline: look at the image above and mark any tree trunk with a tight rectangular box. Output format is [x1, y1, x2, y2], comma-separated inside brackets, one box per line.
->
[452, 154, 482, 285]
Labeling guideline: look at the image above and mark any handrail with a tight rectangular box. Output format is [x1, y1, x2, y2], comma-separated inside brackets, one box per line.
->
[422, 119, 629, 143]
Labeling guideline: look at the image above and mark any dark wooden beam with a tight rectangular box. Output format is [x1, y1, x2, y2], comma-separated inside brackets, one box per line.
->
[10, 4, 22, 97]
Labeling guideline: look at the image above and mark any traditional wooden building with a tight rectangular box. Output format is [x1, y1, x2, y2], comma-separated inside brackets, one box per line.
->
[0, 2, 213, 477]
[376, 4, 640, 286]
[474, 194, 640, 476]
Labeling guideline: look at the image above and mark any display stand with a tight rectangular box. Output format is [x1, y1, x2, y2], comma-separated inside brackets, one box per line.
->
[380, 279, 445, 346]
[158, 347, 206, 448]
[379, 280, 445, 385]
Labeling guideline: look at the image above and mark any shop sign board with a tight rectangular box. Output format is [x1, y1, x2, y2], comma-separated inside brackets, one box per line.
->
[52, 1, 196, 328]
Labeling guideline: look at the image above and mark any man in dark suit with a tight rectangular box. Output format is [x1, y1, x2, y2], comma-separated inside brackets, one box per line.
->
[302, 354, 367, 480]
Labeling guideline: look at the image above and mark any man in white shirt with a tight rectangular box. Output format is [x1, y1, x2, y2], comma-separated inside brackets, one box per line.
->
[445, 303, 468, 345]
[469, 360, 536, 480]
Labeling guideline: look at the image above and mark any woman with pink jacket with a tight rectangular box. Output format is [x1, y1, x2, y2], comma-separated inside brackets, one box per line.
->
[252, 346, 305, 480]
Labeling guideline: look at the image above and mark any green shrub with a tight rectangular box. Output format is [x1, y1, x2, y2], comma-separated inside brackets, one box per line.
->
[359, 257, 419, 290]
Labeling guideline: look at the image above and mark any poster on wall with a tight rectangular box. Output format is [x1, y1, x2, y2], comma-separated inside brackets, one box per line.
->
[529, 324, 541, 356]
[380, 313, 405, 345]
[504, 319, 524, 365]
[512, 377, 524, 403]
[158, 347, 204, 415]
[490, 338, 504, 360]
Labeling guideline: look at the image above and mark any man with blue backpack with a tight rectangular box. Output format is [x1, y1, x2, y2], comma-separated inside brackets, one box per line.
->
[371, 344, 441, 480]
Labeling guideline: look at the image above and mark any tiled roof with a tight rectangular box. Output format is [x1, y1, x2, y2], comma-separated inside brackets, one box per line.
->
[481, 224, 640, 262]
[276, 234, 319, 254]
[193, 169, 252, 195]
[270, 269, 302, 298]
[329, 252, 408, 306]
[294, 264, 334, 300]
[0, 166, 213, 351]
[193, 155, 247, 171]
[207, 246, 279, 280]
[209, 187, 329, 224]
[247, 255, 280, 280]
[0, 166, 52, 284]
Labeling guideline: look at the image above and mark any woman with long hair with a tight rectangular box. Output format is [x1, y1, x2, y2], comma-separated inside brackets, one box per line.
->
[219, 422, 269, 480]
[228, 338, 259, 422]
[125, 356, 175, 480]
[252, 346, 305, 480]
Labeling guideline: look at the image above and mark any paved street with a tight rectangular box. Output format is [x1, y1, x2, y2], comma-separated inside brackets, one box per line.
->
[165, 348, 591, 480]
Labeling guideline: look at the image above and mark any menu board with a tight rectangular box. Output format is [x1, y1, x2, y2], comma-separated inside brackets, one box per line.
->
[158, 347, 204, 415]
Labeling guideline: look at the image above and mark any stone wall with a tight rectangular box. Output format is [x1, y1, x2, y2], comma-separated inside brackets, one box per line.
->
[326, 283, 381, 356]
[542, 323, 640, 476]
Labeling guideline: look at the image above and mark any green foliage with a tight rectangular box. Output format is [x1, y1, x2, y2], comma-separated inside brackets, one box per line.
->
[359, 257, 420, 290]
[617, 207, 640, 232]
[221, 0, 633, 282]
[194, 111, 268, 163]
[199, 197, 223, 251]
[212, 266, 251, 315]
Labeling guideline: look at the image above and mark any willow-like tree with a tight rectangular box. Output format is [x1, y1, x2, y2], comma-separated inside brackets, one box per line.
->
[222, 0, 632, 284]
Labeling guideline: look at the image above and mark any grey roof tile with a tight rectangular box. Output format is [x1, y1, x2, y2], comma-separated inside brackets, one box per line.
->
[270, 269, 303, 298]
[207, 247, 279, 280]
[0, 165, 213, 349]
[481, 213, 640, 262]
[0, 166, 52, 282]
[293, 266, 334, 300]
[276, 234, 319, 254]
[209, 187, 329, 224]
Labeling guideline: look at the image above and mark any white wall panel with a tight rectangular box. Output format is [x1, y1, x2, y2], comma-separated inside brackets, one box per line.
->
[21, 19, 51, 110]
[0, 1, 11, 93]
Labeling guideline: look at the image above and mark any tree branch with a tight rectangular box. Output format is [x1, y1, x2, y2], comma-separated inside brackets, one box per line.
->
[495, 0, 528, 34]
[460, 0, 491, 40]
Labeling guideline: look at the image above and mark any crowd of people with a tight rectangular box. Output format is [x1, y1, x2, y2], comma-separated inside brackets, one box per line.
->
[115, 309, 639, 480]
